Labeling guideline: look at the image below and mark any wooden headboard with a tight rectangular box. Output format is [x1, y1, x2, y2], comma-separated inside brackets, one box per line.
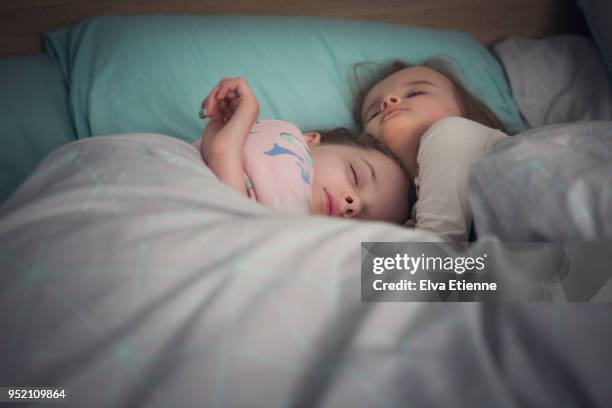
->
[0, 0, 587, 58]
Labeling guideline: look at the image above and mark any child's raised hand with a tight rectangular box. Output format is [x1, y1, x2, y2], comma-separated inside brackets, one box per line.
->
[201, 77, 259, 123]
[199, 77, 260, 182]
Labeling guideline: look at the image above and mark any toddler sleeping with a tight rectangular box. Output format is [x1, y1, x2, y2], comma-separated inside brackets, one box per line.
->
[356, 59, 510, 240]
[197, 77, 412, 224]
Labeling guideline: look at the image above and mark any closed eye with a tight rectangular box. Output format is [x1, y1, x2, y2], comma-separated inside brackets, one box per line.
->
[350, 163, 358, 187]
[406, 91, 425, 98]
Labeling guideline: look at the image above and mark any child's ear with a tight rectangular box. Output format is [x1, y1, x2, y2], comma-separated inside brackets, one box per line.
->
[303, 132, 321, 146]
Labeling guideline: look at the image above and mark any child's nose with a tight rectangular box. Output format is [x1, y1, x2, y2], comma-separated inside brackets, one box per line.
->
[341, 193, 362, 218]
[381, 94, 401, 110]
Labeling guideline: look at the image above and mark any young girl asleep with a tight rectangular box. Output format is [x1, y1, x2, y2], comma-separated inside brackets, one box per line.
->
[356, 59, 510, 241]
[197, 77, 411, 224]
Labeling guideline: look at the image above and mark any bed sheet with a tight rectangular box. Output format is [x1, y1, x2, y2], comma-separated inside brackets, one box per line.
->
[1, 134, 611, 407]
[469, 121, 612, 241]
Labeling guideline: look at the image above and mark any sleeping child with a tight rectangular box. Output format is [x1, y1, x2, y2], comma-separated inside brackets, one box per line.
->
[197, 77, 412, 224]
[356, 59, 511, 241]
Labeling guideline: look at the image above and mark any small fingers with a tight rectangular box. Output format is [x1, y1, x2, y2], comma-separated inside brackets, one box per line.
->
[217, 77, 251, 99]
[218, 98, 229, 117]
[200, 77, 252, 120]
[202, 84, 224, 119]
[216, 80, 234, 100]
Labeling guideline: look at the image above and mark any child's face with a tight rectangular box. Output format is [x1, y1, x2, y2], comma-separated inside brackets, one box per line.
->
[308, 143, 410, 224]
[360, 66, 462, 178]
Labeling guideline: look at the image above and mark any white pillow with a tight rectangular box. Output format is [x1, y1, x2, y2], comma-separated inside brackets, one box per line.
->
[494, 35, 612, 127]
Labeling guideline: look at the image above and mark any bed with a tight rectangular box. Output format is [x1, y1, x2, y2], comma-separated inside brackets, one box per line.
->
[1, 1, 612, 407]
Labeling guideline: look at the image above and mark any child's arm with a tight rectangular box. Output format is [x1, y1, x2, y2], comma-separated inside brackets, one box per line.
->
[200, 77, 260, 196]
[414, 117, 508, 242]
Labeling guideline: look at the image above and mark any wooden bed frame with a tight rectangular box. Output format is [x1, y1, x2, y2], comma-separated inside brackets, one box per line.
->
[0, 0, 587, 58]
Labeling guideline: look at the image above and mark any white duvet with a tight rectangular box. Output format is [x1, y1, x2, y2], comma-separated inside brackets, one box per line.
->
[1, 134, 610, 407]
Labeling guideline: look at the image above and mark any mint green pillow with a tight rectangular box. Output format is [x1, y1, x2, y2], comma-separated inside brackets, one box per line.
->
[0, 54, 76, 203]
[44, 15, 525, 143]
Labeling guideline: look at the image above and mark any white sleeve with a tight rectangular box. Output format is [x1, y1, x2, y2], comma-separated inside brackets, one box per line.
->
[413, 117, 509, 242]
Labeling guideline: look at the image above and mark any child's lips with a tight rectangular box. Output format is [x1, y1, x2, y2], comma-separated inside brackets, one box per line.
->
[382, 107, 401, 122]
[324, 188, 337, 216]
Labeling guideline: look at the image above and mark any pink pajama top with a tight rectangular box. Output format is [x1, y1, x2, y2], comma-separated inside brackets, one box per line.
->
[196, 119, 314, 215]
[242, 120, 314, 214]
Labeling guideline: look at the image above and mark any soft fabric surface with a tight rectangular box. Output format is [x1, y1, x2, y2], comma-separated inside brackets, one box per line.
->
[43, 15, 526, 141]
[1, 133, 611, 407]
[412, 117, 508, 242]
[1, 15, 527, 205]
[469, 121, 612, 241]
[494, 35, 612, 128]
[240, 120, 313, 215]
[579, 0, 612, 77]
[0, 53, 76, 204]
